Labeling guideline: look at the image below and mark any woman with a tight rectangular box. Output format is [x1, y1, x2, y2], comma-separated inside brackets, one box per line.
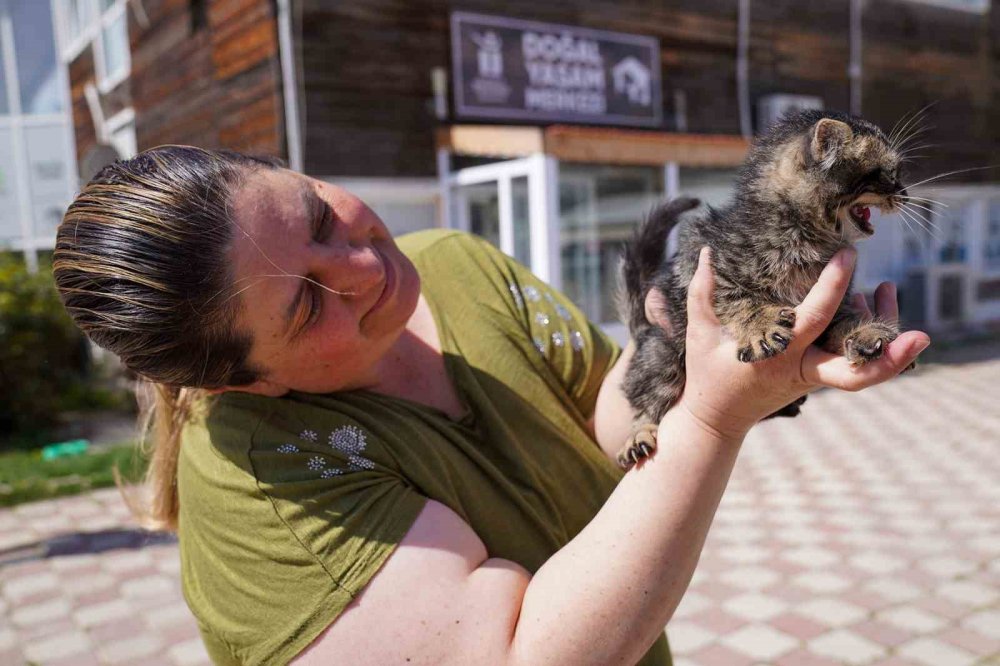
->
[54, 146, 929, 665]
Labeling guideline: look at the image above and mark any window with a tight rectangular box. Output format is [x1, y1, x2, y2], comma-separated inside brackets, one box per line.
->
[987, 201, 1000, 271]
[11, 1, 64, 114]
[677, 168, 738, 209]
[559, 165, 664, 324]
[95, 1, 129, 91]
[937, 203, 970, 264]
[0, 31, 7, 115]
[57, 0, 129, 92]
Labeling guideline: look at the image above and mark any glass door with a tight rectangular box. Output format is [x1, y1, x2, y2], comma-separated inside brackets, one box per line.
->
[449, 157, 539, 274]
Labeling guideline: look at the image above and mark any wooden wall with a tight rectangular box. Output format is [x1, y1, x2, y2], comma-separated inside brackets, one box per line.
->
[300, 0, 1000, 182]
[67, 0, 286, 170]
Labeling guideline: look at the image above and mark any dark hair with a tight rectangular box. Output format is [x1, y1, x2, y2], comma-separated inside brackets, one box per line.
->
[52, 145, 283, 529]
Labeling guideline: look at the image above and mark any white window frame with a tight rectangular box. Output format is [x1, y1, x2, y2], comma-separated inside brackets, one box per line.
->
[55, 0, 130, 94]
[94, 0, 129, 93]
[104, 105, 135, 157]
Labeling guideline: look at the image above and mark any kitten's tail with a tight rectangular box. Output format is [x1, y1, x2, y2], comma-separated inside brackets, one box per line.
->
[619, 197, 701, 334]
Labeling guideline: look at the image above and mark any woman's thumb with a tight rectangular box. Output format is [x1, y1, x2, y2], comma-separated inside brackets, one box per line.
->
[687, 247, 721, 330]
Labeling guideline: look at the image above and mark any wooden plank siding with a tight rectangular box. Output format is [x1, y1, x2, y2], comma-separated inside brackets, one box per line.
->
[300, 0, 1000, 182]
[66, 0, 286, 171]
[130, 0, 285, 158]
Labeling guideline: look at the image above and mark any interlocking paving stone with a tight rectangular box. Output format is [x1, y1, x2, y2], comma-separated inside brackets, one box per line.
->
[664, 354, 1000, 665]
[0, 352, 998, 665]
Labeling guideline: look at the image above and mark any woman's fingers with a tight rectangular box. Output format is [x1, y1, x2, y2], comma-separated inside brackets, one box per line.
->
[793, 248, 857, 343]
[686, 248, 722, 343]
[800, 330, 930, 390]
[851, 292, 871, 317]
[874, 282, 899, 323]
[644, 288, 673, 335]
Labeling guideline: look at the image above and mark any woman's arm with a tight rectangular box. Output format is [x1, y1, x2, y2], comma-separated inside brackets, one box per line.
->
[296, 406, 741, 666]
[295, 248, 929, 666]
[590, 340, 637, 463]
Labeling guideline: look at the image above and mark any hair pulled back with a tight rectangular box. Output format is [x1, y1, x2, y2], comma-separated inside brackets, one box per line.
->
[53, 145, 281, 530]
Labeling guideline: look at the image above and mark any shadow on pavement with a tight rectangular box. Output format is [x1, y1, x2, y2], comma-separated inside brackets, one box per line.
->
[0, 528, 175, 568]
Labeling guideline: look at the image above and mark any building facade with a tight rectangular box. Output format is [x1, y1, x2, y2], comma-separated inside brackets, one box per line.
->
[55, 0, 1000, 335]
[0, 0, 77, 271]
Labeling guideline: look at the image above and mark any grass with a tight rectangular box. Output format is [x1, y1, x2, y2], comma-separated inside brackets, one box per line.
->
[0, 441, 147, 508]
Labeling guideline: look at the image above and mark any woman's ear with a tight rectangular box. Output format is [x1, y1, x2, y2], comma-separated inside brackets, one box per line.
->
[208, 379, 288, 397]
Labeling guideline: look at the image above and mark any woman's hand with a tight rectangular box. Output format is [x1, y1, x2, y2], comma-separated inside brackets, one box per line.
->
[676, 247, 931, 439]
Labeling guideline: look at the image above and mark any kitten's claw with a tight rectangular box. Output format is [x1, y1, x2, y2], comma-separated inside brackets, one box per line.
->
[736, 305, 796, 363]
[617, 424, 659, 471]
[844, 322, 898, 365]
[776, 308, 796, 327]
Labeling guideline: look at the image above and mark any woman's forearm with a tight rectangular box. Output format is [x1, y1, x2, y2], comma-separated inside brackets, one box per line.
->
[509, 406, 744, 666]
[592, 341, 638, 462]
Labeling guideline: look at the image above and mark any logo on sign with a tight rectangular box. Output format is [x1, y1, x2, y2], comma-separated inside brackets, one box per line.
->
[470, 30, 511, 103]
[452, 12, 662, 127]
[612, 57, 652, 106]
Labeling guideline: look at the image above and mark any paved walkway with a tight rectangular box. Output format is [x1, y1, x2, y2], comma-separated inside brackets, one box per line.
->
[1, 353, 998, 665]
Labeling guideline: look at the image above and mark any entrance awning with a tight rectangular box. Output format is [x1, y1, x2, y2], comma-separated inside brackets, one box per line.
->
[435, 124, 750, 167]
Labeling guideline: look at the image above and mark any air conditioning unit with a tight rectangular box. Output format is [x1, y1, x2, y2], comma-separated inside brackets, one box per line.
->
[757, 94, 824, 133]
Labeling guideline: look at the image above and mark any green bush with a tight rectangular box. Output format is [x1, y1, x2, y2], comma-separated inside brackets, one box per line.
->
[0, 253, 91, 445]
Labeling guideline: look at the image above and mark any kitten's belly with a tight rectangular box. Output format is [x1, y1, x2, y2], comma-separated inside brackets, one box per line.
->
[774, 266, 820, 304]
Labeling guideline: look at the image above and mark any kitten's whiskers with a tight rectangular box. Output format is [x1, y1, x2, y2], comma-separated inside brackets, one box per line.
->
[903, 165, 1000, 190]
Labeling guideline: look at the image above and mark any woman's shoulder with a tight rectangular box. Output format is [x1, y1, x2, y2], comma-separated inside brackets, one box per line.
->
[178, 390, 427, 665]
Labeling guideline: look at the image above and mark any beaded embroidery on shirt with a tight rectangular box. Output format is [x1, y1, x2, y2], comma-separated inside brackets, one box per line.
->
[509, 281, 586, 357]
[277, 425, 375, 478]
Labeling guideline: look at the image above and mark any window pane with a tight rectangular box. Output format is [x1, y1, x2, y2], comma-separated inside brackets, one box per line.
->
[11, 0, 63, 114]
[0, 30, 8, 115]
[24, 124, 72, 237]
[938, 203, 969, 263]
[0, 128, 21, 241]
[987, 201, 1000, 270]
[100, 12, 129, 84]
[678, 168, 738, 208]
[463, 183, 500, 248]
[511, 176, 531, 267]
[559, 165, 663, 324]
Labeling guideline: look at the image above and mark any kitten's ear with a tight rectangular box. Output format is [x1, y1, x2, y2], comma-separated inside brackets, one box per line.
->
[810, 119, 853, 170]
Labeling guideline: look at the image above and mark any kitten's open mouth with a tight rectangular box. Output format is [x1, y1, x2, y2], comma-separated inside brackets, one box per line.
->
[849, 204, 874, 236]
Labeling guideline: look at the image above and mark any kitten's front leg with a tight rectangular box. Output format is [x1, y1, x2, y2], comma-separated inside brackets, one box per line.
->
[820, 299, 899, 365]
[717, 299, 797, 363]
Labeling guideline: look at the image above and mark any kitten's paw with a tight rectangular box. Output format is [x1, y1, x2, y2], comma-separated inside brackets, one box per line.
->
[736, 306, 796, 363]
[844, 322, 898, 365]
[617, 423, 658, 471]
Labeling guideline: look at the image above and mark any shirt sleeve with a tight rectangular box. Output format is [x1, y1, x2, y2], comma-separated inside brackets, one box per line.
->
[496, 248, 623, 421]
[181, 395, 427, 666]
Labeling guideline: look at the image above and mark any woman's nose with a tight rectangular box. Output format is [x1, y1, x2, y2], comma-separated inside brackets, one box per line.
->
[310, 243, 384, 297]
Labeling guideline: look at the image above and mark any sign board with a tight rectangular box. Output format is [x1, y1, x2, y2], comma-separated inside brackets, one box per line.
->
[451, 12, 662, 128]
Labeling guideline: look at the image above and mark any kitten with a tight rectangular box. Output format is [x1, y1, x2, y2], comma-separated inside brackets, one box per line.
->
[616, 110, 909, 470]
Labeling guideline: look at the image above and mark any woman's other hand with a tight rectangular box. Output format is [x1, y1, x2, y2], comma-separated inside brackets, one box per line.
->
[676, 247, 931, 439]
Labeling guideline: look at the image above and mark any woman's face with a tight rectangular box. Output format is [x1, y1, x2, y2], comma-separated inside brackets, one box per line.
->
[225, 168, 421, 396]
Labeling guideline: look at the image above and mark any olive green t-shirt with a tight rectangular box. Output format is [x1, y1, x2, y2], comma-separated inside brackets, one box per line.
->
[178, 229, 672, 665]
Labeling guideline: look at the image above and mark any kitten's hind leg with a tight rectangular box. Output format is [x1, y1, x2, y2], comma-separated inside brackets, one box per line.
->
[617, 419, 659, 471]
